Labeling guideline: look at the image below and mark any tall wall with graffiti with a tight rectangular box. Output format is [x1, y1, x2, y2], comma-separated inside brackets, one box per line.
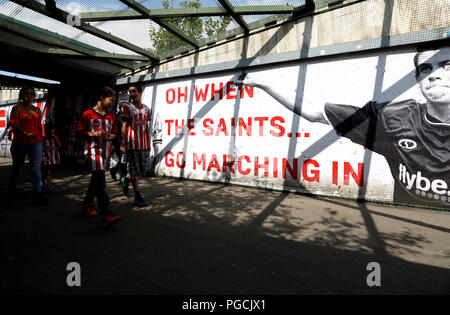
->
[139, 44, 449, 211]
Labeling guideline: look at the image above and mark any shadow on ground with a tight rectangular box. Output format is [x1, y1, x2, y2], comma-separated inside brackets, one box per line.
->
[0, 159, 449, 294]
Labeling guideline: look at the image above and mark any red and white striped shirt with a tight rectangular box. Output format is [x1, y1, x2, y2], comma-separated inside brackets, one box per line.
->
[121, 102, 151, 150]
[76, 109, 118, 171]
[42, 136, 60, 165]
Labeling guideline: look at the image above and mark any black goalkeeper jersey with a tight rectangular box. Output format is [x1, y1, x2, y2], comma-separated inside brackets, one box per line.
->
[325, 99, 450, 210]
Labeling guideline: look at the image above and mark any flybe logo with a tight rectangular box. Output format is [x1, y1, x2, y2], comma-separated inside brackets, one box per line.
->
[399, 164, 450, 202]
[398, 139, 417, 150]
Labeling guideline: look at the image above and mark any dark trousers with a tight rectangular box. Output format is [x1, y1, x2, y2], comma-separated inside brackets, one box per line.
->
[9, 142, 43, 192]
[84, 171, 111, 215]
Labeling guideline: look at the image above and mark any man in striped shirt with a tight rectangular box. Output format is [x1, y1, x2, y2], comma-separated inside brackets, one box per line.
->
[120, 84, 152, 207]
[76, 86, 121, 226]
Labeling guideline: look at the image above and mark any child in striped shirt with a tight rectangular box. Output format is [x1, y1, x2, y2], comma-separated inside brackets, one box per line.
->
[41, 121, 61, 193]
[76, 86, 121, 226]
[120, 84, 152, 207]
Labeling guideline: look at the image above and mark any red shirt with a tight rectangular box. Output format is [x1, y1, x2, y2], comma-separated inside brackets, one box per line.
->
[76, 109, 118, 171]
[10, 106, 43, 145]
[121, 102, 151, 150]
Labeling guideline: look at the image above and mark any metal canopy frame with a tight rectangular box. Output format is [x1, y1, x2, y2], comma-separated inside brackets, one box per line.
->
[10, 0, 159, 61]
[2, 0, 363, 81]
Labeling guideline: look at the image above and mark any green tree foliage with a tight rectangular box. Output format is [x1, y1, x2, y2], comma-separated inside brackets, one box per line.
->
[149, 0, 232, 56]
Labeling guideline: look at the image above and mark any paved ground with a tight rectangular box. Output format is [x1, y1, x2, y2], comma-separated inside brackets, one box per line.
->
[0, 157, 449, 295]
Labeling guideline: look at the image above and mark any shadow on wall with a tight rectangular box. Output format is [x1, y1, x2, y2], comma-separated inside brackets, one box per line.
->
[148, 1, 448, 215]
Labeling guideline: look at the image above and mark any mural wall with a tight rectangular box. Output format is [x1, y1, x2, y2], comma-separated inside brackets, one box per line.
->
[2, 44, 447, 210]
[141, 44, 449, 210]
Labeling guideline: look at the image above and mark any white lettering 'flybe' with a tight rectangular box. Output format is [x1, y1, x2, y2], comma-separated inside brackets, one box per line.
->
[399, 164, 449, 201]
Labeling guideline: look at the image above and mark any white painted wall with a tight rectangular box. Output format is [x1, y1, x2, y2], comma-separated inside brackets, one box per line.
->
[140, 45, 449, 210]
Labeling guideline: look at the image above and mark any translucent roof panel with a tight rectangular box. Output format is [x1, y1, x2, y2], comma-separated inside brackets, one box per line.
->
[151, 14, 242, 58]
[52, 0, 130, 13]
[0, 0, 139, 55]
[229, 0, 306, 7]
[228, 0, 303, 27]
[141, 0, 223, 10]
[167, 15, 241, 40]
[89, 19, 156, 50]
[242, 14, 273, 25]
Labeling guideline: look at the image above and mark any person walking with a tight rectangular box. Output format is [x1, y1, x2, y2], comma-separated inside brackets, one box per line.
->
[120, 84, 152, 207]
[76, 86, 122, 226]
[7, 87, 47, 205]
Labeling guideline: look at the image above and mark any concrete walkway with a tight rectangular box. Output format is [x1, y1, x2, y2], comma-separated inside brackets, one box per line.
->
[0, 157, 449, 294]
